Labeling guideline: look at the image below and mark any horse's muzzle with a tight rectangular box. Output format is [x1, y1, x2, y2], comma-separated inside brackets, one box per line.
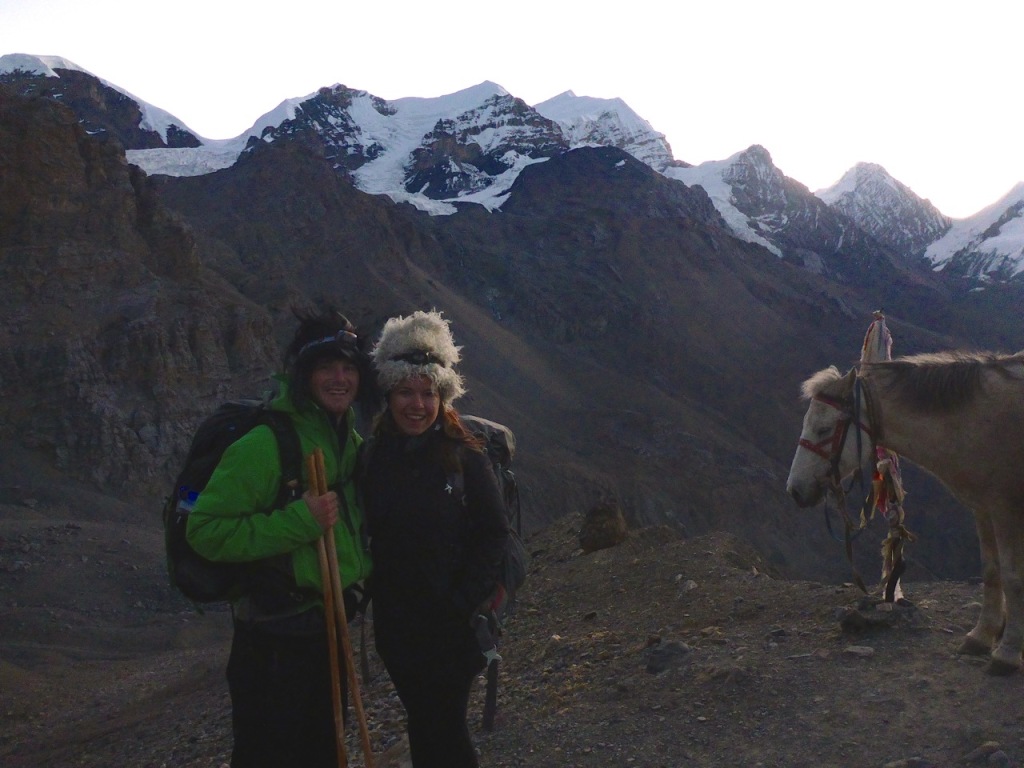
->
[787, 484, 821, 508]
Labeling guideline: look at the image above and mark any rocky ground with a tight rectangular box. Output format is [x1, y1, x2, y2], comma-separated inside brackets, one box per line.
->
[2, 498, 1023, 768]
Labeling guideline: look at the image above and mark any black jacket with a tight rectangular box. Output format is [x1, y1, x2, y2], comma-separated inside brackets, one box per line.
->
[363, 419, 508, 668]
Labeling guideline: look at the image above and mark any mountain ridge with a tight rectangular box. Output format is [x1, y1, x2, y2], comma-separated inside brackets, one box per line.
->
[5, 52, 1022, 281]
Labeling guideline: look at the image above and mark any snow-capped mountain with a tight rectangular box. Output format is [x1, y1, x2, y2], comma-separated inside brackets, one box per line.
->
[0, 53, 202, 149]
[6, 52, 1024, 282]
[303, 82, 568, 214]
[816, 163, 951, 257]
[665, 145, 892, 277]
[665, 146, 788, 256]
[231, 82, 672, 216]
[534, 91, 676, 172]
[218, 83, 673, 217]
[0, 55, 674, 217]
[924, 183, 1024, 281]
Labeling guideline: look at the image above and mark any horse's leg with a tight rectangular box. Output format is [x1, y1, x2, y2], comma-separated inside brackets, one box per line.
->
[960, 509, 1004, 657]
[988, 505, 1024, 675]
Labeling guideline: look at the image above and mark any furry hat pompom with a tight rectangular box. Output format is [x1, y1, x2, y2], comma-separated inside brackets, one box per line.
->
[371, 310, 466, 403]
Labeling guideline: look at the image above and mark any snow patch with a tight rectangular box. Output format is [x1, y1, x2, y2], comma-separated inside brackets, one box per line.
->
[666, 154, 783, 257]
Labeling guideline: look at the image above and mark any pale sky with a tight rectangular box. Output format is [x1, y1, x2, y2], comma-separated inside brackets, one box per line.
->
[2, 0, 1021, 218]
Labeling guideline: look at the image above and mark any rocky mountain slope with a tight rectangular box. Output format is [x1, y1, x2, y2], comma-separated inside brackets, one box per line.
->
[0, 82, 278, 496]
[4, 51, 1024, 768]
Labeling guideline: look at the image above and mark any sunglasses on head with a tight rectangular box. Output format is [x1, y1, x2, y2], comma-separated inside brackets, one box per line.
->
[392, 349, 446, 366]
[298, 329, 358, 359]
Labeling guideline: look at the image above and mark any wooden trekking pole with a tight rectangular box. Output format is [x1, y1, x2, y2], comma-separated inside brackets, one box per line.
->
[309, 451, 349, 768]
[310, 447, 376, 768]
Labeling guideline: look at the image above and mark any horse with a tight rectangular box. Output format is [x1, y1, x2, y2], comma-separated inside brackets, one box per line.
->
[785, 350, 1024, 675]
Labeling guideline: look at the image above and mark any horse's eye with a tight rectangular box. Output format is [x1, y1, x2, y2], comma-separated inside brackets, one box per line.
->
[814, 426, 832, 438]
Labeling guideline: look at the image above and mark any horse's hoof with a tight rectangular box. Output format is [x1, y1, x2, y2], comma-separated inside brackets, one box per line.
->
[985, 657, 1019, 676]
[957, 636, 992, 657]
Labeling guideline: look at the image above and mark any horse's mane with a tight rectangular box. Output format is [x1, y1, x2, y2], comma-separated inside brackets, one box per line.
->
[863, 350, 1024, 413]
[799, 365, 843, 400]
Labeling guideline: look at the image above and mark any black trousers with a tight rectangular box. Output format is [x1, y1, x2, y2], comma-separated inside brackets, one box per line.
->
[384, 652, 484, 768]
[226, 616, 347, 768]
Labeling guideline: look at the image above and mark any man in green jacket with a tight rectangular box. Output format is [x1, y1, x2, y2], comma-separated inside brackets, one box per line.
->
[187, 306, 373, 768]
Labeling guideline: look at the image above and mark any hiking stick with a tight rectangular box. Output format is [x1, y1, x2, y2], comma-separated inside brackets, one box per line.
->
[312, 447, 376, 768]
[308, 452, 348, 768]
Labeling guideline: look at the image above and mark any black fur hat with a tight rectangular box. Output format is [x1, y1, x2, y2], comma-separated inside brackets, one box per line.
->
[283, 305, 378, 412]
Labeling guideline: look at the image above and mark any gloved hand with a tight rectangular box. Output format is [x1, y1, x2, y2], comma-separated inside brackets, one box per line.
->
[472, 611, 502, 665]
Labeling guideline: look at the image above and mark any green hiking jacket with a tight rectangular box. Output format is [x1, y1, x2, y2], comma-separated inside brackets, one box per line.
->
[186, 378, 371, 601]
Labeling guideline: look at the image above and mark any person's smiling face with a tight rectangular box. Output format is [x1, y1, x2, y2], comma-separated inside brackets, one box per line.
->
[388, 374, 441, 436]
[310, 357, 360, 418]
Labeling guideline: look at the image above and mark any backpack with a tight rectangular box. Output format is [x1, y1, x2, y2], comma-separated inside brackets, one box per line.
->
[456, 414, 527, 615]
[162, 399, 304, 604]
[452, 414, 529, 731]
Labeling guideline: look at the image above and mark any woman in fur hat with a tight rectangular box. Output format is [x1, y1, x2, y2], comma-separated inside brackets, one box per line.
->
[187, 305, 374, 768]
[363, 310, 509, 767]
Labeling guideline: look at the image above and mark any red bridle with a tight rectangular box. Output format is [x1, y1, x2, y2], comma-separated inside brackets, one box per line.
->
[798, 393, 873, 463]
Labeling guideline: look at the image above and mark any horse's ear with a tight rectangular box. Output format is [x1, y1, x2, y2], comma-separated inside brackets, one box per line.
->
[842, 367, 858, 389]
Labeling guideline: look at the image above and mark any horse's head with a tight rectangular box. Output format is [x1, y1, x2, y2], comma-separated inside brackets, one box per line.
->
[785, 365, 873, 507]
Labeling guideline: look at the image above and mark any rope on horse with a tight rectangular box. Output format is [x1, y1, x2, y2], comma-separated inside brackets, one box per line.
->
[870, 447, 916, 601]
[860, 311, 915, 602]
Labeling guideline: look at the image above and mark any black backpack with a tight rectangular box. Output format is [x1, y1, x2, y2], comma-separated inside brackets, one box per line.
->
[456, 414, 527, 614]
[162, 399, 304, 604]
[452, 414, 528, 731]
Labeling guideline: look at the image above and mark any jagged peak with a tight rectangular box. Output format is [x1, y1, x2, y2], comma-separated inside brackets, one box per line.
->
[850, 161, 889, 177]
[830, 162, 904, 194]
[716, 145, 785, 184]
[721, 145, 785, 188]
[317, 83, 365, 97]
[737, 144, 774, 164]
[817, 162, 933, 211]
